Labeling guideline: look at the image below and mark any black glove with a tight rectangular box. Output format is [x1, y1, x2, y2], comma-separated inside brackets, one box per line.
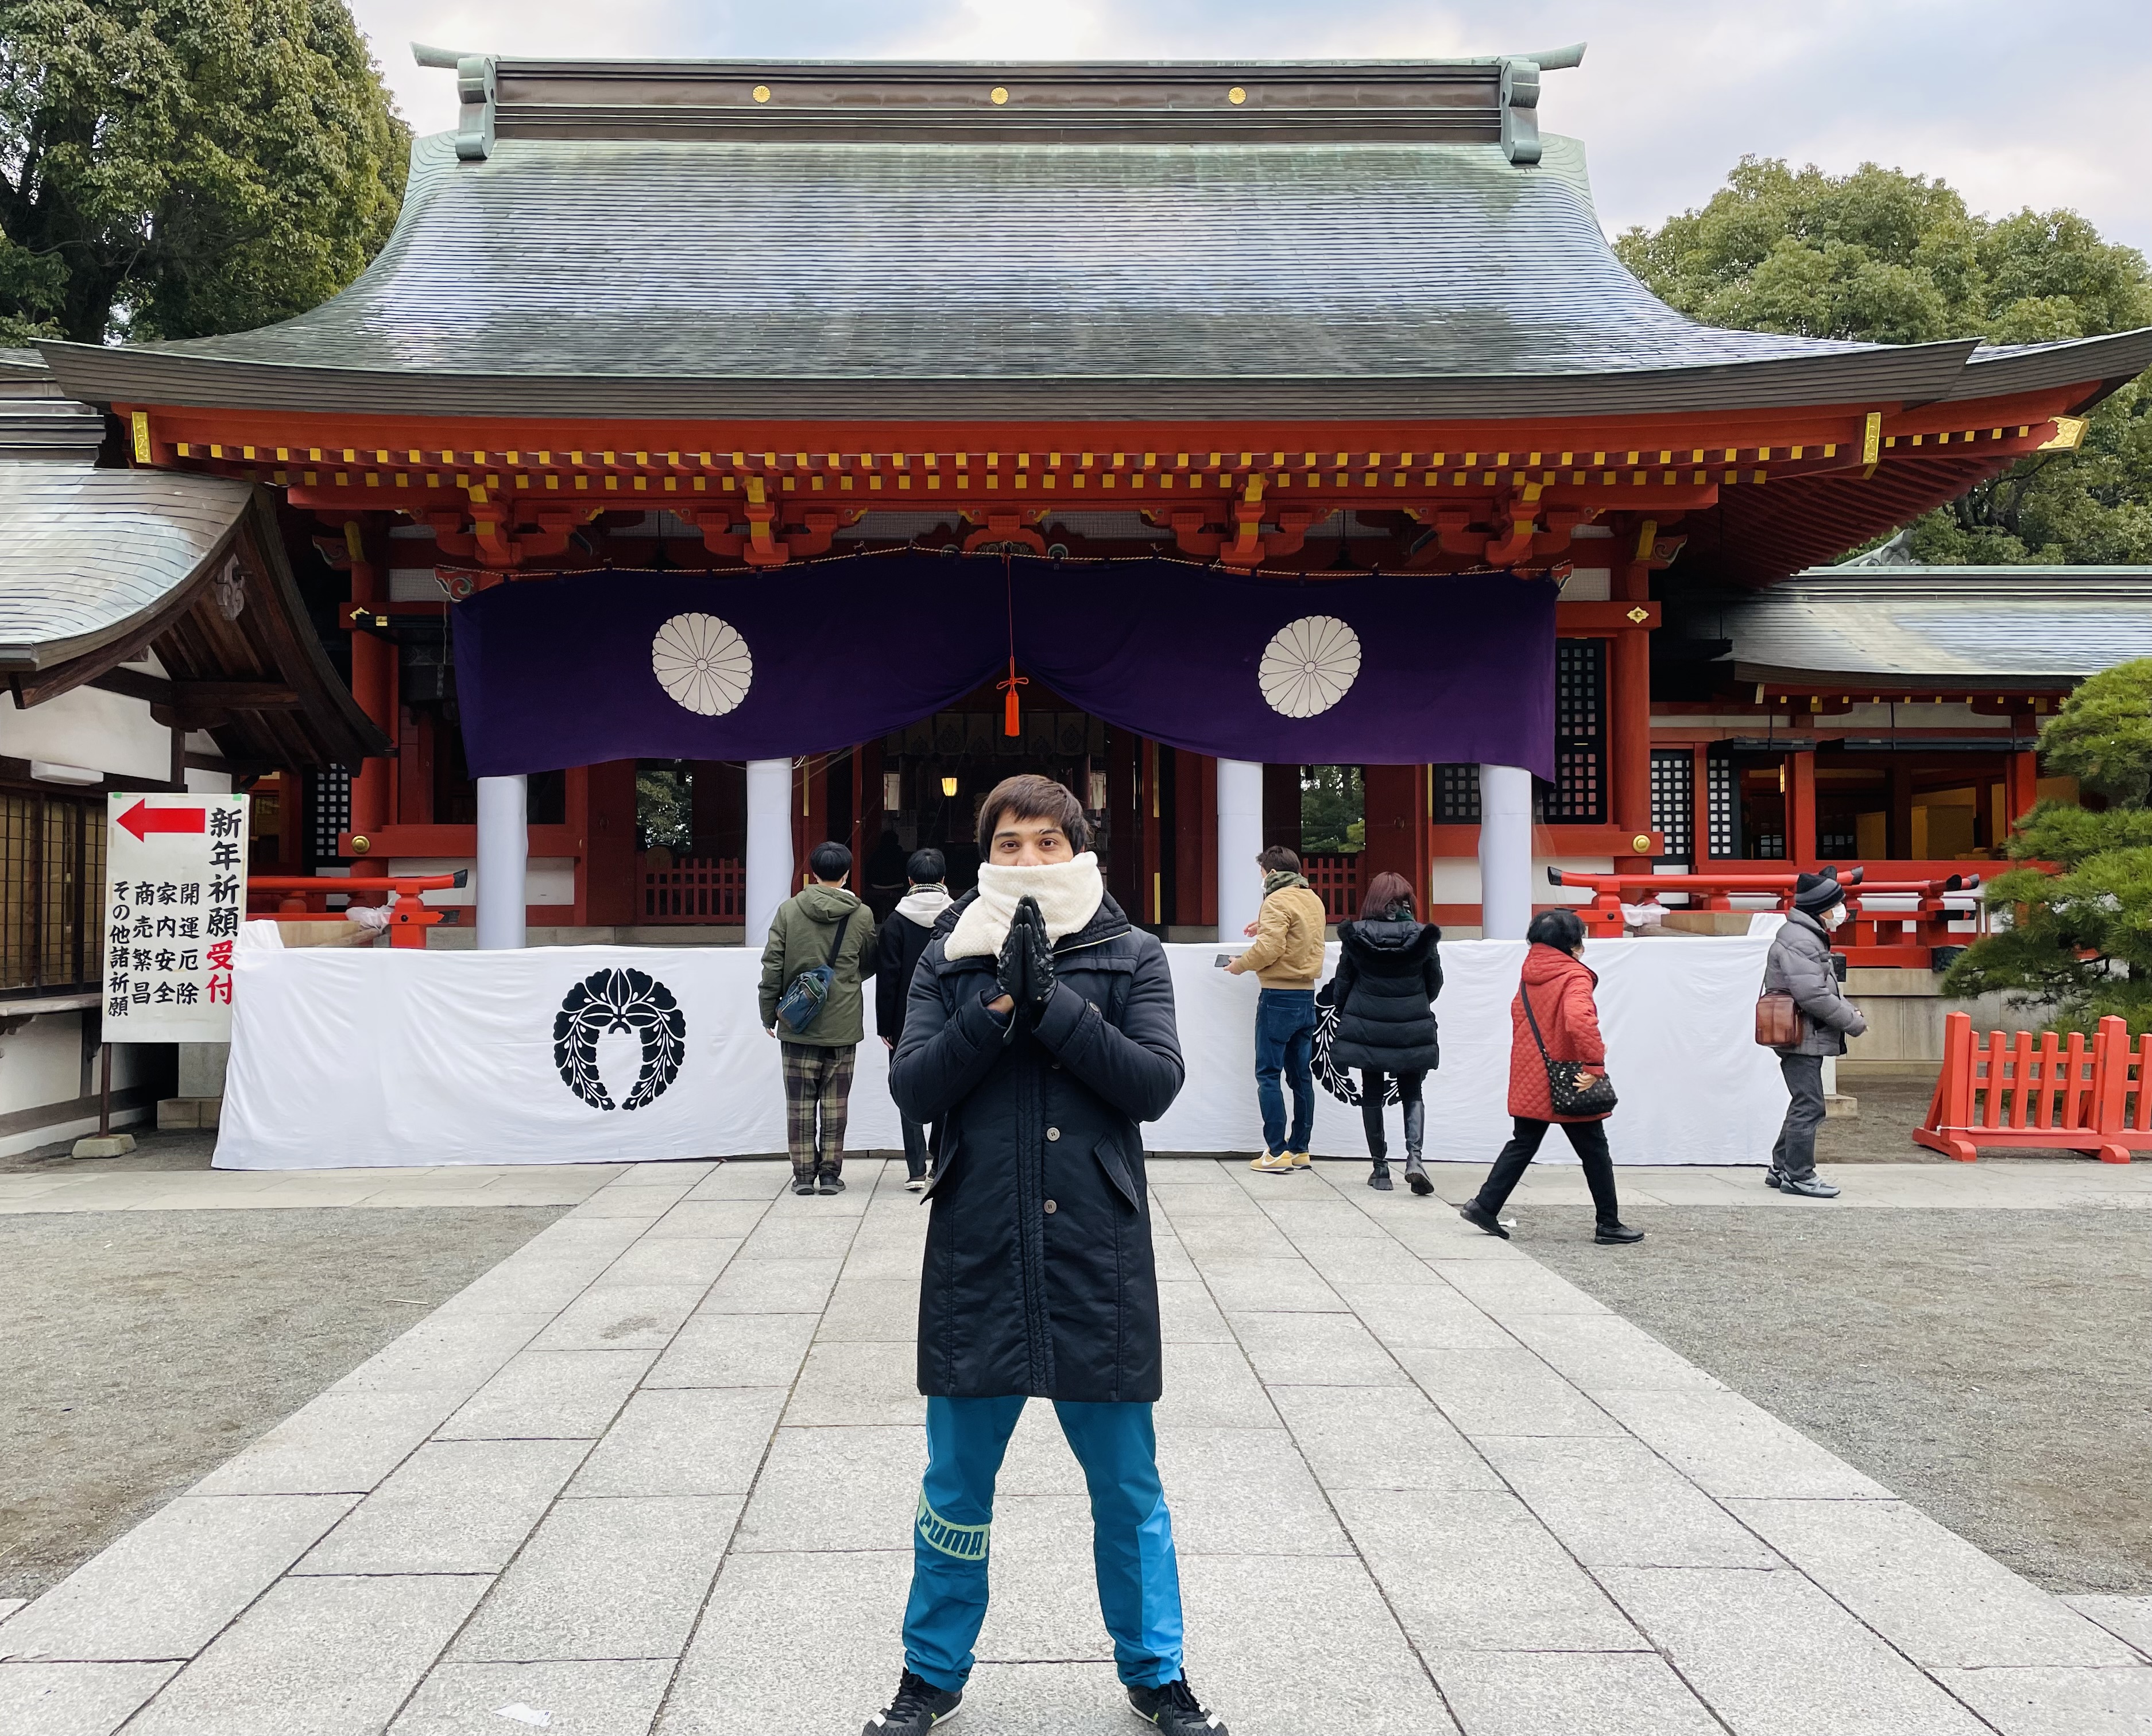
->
[1015, 896, 1056, 1021]
[994, 913, 1028, 1012]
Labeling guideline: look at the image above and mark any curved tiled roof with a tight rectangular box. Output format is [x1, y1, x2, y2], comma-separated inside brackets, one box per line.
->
[33, 55, 2152, 421]
[1717, 569, 2152, 683]
[0, 467, 253, 669]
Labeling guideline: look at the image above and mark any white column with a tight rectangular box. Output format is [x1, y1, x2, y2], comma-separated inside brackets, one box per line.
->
[1216, 758, 1264, 944]
[1477, 763, 1534, 940]
[744, 758, 795, 947]
[474, 774, 528, 950]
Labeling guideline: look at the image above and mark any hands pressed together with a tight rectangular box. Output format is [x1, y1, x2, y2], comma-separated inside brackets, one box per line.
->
[988, 896, 1058, 1024]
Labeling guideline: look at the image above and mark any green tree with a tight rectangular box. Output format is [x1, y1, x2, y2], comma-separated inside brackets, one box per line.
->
[1938, 659, 2152, 1036]
[1298, 765, 1364, 854]
[1616, 159, 2152, 564]
[0, 0, 408, 346]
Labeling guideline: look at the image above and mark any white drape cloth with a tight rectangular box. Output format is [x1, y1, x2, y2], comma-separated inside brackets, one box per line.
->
[215, 935, 1785, 1170]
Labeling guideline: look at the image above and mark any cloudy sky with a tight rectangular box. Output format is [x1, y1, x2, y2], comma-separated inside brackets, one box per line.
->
[350, 0, 2152, 252]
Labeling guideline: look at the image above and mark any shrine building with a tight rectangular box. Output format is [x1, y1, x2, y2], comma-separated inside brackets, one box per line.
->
[26, 46, 2152, 958]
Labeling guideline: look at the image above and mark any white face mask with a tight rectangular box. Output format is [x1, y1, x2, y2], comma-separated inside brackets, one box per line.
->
[1820, 904, 1848, 931]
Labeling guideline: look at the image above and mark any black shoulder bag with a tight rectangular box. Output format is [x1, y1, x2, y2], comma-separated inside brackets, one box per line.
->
[773, 909, 856, 1034]
[1520, 980, 1619, 1116]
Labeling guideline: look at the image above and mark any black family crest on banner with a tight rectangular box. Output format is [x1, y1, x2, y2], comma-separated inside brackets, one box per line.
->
[552, 968, 686, 1111]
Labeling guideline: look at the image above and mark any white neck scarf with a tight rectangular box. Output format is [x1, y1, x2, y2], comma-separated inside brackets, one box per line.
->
[945, 852, 1105, 960]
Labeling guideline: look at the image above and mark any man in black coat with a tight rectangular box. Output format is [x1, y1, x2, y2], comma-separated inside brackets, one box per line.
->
[876, 847, 954, 1190]
[859, 774, 1231, 1736]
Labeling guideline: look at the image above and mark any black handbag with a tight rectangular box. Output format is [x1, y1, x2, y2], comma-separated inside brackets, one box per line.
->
[773, 909, 854, 1034]
[1520, 979, 1618, 1117]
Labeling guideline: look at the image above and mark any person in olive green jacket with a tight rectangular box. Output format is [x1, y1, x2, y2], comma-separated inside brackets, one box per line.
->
[758, 841, 877, 1196]
[1225, 846, 1331, 1174]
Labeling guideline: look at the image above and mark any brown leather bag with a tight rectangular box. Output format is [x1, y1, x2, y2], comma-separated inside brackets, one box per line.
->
[1755, 991, 1806, 1048]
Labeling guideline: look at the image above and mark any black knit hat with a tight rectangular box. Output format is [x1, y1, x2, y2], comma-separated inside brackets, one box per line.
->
[1793, 870, 1847, 913]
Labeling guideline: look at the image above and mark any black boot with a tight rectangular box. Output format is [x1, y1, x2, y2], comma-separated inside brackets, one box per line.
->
[1368, 1158, 1393, 1191]
[1402, 1102, 1432, 1195]
[1459, 1199, 1509, 1239]
[1594, 1222, 1646, 1245]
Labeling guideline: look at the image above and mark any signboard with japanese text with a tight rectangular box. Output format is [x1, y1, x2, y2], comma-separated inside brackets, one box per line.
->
[102, 793, 249, 1043]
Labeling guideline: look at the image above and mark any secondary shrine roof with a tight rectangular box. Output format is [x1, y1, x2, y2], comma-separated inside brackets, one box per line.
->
[1714, 568, 2152, 685]
[38, 55, 2151, 422]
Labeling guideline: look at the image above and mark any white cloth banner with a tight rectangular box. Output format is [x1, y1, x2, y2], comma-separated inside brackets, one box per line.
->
[216, 933, 1787, 1170]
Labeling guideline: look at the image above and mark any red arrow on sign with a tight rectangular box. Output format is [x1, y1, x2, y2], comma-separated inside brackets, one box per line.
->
[116, 800, 206, 842]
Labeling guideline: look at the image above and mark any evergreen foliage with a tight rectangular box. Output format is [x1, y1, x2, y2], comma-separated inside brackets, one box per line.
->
[1298, 765, 1364, 854]
[1938, 660, 2152, 1035]
[1616, 158, 2152, 564]
[1, 0, 409, 345]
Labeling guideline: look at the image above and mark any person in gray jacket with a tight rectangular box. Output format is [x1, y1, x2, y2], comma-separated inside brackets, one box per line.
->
[1761, 871, 1867, 1199]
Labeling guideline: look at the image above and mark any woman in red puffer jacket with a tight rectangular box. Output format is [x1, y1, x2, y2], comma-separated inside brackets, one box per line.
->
[1460, 907, 1644, 1246]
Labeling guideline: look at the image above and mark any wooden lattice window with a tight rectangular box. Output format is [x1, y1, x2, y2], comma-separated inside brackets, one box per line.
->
[0, 788, 103, 993]
[1538, 640, 1607, 824]
[1651, 749, 1694, 865]
[1706, 754, 1742, 859]
[1435, 764, 1481, 824]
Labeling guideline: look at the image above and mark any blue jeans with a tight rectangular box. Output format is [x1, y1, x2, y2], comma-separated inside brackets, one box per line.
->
[903, 1394, 1183, 1693]
[1255, 988, 1317, 1157]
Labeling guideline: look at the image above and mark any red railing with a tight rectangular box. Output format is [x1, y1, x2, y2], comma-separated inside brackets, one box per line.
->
[1302, 852, 1361, 923]
[246, 873, 463, 948]
[641, 855, 744, 923]
[1916, 1012, 2150, 1164]
[1547, 866, 1984, 966]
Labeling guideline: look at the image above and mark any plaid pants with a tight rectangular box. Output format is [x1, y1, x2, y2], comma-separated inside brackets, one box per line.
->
[781, 1042, 855, 1179]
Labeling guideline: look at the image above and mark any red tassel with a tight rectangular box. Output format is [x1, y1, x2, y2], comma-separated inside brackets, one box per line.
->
[997, 657, 1028, 737]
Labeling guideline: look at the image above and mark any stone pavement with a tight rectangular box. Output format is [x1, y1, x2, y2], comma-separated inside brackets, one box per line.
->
[2, 1154, 2149, 1735]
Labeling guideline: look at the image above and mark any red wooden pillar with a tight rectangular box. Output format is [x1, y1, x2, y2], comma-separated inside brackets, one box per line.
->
[2006, 720, 2041, 837]
[1787, 750, 1818, 868]
[795, 758, 828, 888]
[583, 761, 637, 927]
[346, 517, 396, 844]
[857, 738, 885, 889]
[1262, 763, 1302, 852]
[1174, 749, 1218, 927]
[1611, 550, 1654, 874]
[1361, 764, 1430, 913]
[1106, 729, 1140, 919]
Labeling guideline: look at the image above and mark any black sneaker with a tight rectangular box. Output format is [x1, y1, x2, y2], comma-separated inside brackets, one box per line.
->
[1129, 1676, 1228, 1734]
[1594, 1222, 1646, 1245]
[1458, 1199, 1510, 1239]
[862, 1668, 961, 1734]
[1763, 1168, 1783, 1190]
[818, 1170, 847, 1194]
[791, 1174, 818, 1196]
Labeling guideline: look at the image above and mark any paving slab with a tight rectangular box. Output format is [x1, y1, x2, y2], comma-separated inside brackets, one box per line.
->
[1225, 1308, 1411, 1385]
[1926, 1663, 2152, 1735]
[296, 1440, 590, 1576]
[567, 1388, 788, 1498]
[1725, 1496, 2139, 1668]
[1592, 1387, 1895, 1499]
[1333, 1489, 1646, 1653]
[1600, 1564, 1992, 1736]
[1267, 1383, 1505, 1493]
[730, 1426, 922, 1552]
[1495, 1310, 1729, 1394]
[0, 1494, 355, 1661]
[1153, 1427, 1354, 1555]
[1393, 1346, 1626, 1439]
[390, 1658, 676, 1735]
[1478, 1435, 1780, 1570]
[527, 1282, 714, 1352]
[1429, 1648, 1724, 1736]
[783, 1338, 929, 1426]
[1332, 1280, 1517, 1349]
[642, 1311, 818, 1388]
[187, 1388, 463, 1495]
[2068, 1594, 2152, 1658]
[437, 1348, 657, 1442]
[126, 1573, 489, 1736]
[0, 1661, 179, 1735]
[693, 1256, 843, 1314]
[1152, 1339, 1282, 1430]
[600, 1235, 743, 1287]
[450, 1495, 742, 1664]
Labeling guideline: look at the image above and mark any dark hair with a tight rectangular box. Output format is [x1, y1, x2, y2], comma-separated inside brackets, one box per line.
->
[808, 840, 853, 882]
[906, 847, 946, 885]
[1361, 870, 1416, 921]
[976, 773, 1092, 855]
[1258, 844, 1301, 874]
[1526, 907, 1587, 951]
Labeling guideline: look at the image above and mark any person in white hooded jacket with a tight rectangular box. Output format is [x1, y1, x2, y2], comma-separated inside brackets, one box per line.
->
[876, 848, 955, 1188]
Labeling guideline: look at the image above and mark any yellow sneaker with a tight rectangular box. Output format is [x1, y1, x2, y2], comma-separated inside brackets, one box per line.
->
[1249, 1150, 1297, 1174]
[1289, 1150, 1313, 1169]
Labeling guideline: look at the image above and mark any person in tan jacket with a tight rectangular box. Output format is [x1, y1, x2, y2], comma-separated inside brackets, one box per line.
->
[1226, 846, 1331, 1173]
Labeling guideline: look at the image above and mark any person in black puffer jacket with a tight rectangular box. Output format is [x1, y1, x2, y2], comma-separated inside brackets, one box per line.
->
[1327, 870, 1443, 1195]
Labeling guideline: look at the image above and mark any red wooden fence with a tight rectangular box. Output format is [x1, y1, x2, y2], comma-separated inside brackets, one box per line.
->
[1915, 1011, 2150, 1164]
[1302, 852, 1361, 923]
[640, 855, 744, 923]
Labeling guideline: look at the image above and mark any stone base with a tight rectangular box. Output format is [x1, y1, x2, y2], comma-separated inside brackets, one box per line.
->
[1824, 1092, 1859, 1119]
[157, 1097, 223, 1131]
[69, 1132, 136, 1158]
